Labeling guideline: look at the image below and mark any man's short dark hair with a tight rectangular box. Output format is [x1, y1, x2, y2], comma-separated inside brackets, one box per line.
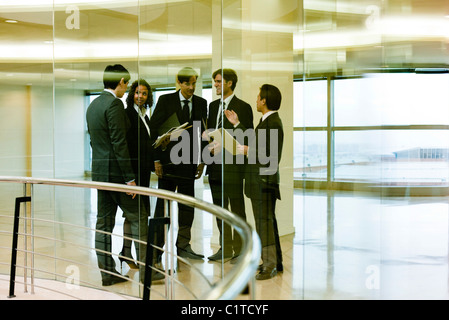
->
[103, 64, 131, 89]
[177, 67, 198, 84]
[260, 84, 282, 111]
[212, 68, 238, 91]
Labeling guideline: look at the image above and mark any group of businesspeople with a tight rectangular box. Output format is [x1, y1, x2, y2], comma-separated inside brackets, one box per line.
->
[86, 64, 284, 288]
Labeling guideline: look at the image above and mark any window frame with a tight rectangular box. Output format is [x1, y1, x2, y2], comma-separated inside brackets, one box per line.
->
[294, 68, 449, 195]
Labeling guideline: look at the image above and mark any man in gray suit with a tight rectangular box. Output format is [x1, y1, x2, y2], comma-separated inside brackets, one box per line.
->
[86, 64, 147, 286]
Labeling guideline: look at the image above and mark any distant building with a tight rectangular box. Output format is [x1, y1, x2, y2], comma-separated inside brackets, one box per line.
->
[393, 147, 449, 159]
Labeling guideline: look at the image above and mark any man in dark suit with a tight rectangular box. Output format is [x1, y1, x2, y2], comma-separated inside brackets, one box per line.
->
[86, 64, 148, 286]
[149, 67, 207, 261]
[226, 84, 284, 280]
[203, 69, 253, 262]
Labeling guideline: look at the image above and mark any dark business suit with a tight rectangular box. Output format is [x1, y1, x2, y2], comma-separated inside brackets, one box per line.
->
[123, 105, 153, 255]
[86, 91, 147, 281]
[206, 96, 253, 256]
[149, 90, 207, 256]
[245, 112, 284, 269]
[125, 105, 153, 192]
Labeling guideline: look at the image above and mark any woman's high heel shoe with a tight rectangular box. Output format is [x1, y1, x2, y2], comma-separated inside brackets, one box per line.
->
[119, 252, 139, 270]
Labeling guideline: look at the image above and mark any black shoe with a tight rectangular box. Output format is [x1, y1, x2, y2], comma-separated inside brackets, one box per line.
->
[119, 252, 139, 270]
[255, 267, 277, 280]
[208, 249, 233, 261]
[258, 263, 283, 272]
[102, 272, 129, 286]
[178, 245, 204, 260]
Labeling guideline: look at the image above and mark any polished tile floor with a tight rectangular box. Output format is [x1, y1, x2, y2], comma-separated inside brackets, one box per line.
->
[1, 181, 449, 300]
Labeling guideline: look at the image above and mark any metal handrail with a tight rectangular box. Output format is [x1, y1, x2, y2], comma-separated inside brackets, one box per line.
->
[0, 176, 261, 300]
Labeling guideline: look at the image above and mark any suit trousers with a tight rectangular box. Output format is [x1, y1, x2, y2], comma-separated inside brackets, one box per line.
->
[154, 167, 195, 258]
[96, 189, 148, 280]
[209, 174, 246, 255]
[250, 188, 282, 269]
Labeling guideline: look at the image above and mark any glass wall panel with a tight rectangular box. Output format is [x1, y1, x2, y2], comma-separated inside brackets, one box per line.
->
[3, 0, 449, 301]
[0, 2, 54, 278]
[138, 0, 214, 292]
[40, 0, 139, 293]
[222, 0, 298, 295]
[301, 0, 449, 300]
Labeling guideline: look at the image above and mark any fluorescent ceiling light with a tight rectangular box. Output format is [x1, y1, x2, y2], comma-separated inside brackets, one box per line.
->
[294, 15, 449, 51]
[0, 0, 189, 11]
[0, 33, 212, 61]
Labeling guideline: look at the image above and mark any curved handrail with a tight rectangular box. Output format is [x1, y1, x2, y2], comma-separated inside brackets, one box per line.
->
[0, 176, 261, 300]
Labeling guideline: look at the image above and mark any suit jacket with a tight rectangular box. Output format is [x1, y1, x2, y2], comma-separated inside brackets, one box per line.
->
[86, 91, 135, 184]
[206, 95, 253, 180]
[125, 105, 154, 187]
[149, 90, 207, 177]
[245, 112, 284, 200]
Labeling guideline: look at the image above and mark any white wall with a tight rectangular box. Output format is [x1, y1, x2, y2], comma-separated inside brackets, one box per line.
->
[54, 88, 86, 179]
[0, 85, 28, 176]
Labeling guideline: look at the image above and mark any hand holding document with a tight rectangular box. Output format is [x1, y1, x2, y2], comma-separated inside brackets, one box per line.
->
[153, 113, 192, 149]
[207, 128, 241, 155]
[153, 122, 191, 149]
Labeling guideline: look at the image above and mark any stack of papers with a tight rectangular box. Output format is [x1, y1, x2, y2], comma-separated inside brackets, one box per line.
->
[208, 128, 241, 155]
[153, 113, 191, 148]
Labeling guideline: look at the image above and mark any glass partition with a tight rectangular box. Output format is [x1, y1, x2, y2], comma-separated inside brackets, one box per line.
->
[1, 0, 449, 300]
[0, 2, 54, 280]
[300, 0, 449, 299]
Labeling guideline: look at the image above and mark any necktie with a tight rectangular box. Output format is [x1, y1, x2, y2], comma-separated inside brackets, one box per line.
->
[217, 101, 225, 128]
[182, 100, 190, 123]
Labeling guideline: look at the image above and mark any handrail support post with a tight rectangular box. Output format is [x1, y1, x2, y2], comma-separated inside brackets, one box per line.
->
[8, 196, 31, 298]
[142, 216, 170, 300]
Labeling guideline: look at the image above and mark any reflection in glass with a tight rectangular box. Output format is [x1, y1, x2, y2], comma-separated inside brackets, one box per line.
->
[294, 131, 327, 180]
[334, 130, 449, 184]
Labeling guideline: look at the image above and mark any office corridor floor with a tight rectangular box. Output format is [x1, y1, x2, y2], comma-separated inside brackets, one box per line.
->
[1, 183, 449, 300]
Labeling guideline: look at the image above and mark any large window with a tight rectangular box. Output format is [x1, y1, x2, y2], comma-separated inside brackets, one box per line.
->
[334, 73, 449, 126]
[295, 71, 449, 186]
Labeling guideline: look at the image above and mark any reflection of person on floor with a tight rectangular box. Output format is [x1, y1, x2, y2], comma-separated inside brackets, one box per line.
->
[226, 84, 284, 280]
[86, 64, 147, 286]
[202, 69, 253, 263]
[120, 79, 155, 272]
[149, 67, 208, 262]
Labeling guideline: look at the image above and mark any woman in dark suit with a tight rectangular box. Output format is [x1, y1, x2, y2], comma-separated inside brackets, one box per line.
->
[225, 84, 284, 280]
[119, 79, 154, 269]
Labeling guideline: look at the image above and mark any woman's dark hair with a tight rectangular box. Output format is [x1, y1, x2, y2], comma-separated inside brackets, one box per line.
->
[126, 79, 153, 109]
[259, 84, 282, 111]
[103, 64, 130, 89]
